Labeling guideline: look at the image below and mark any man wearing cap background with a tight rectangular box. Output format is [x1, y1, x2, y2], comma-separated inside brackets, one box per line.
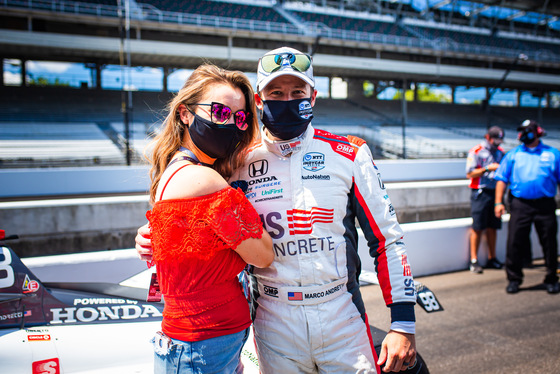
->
[494, 120, 560, 294]
[137, 46, 417, 373]
[465, 126, 505, 274]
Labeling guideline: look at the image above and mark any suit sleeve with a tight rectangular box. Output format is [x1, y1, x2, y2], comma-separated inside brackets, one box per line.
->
[351, 143, 416, 323]
[466, 147, 478, 174]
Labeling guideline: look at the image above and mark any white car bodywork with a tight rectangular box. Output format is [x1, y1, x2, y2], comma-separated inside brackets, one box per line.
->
[0, 246, 260, 374]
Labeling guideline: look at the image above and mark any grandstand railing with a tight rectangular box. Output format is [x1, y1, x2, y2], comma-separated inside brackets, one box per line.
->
[2, 0, 559, 63]
[0, 0, 303, 35]
[139, 8, 301, 35]
[305, 23, 559, 62]
[1, 0, 118, 18]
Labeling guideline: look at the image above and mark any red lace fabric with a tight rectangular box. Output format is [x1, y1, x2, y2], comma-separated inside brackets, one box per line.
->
[147, 187, 263, 264]
[145, 187, 263, 341]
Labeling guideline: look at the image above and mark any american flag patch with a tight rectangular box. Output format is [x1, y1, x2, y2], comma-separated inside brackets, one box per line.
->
[288, 292, 303, 301]
[287, 207, 334, 235]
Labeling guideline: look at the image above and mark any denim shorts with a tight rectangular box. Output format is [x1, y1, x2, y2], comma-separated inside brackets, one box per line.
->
[153, 328, 249, 374]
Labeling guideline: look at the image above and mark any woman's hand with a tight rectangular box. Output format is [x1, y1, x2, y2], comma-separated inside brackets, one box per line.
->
[135, 223, 153, 261]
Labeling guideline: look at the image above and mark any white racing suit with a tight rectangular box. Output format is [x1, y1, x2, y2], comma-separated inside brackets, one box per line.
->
[229, 125, 416, 373]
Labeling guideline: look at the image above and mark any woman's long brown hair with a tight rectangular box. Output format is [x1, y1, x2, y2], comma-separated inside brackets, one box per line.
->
[146, 64, 259, 204]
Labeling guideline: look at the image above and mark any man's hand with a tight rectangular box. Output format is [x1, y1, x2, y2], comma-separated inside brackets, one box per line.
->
[377, 331, 416, 372]
[495, 203, 506, 218]
[494, 180, 507, 219]
[135, 223, 153, 261]
[487, 162, 500, 172]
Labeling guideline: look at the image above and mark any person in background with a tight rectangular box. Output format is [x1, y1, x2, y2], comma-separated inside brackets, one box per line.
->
[138, 47, 417, 373]
[145, 64, 273, 374]
[494, 119, 559, 295]
[465, 126, 505, 273]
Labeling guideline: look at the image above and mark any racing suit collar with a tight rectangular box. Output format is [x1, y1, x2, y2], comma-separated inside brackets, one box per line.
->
[483, 138, 500, 153]
[262, 124, 314, 157]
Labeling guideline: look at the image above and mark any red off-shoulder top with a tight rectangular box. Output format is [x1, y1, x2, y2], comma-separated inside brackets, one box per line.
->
[146, 187, 263, 341]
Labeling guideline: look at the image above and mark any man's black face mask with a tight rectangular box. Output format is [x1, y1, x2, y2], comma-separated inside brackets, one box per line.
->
[261, 98, 313, 140]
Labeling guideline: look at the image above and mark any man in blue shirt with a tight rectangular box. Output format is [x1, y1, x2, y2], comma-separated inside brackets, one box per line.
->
[495, 120, 560, 294]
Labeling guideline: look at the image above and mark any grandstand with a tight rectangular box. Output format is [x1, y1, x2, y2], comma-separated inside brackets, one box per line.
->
[0, 0, 559, 168]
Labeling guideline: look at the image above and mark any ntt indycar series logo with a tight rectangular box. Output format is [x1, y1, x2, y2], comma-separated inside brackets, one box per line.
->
[303, 152, 325, 171]
[299, 100, 312, 119]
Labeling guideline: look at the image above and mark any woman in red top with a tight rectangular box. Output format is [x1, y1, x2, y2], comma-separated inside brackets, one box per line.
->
[145, 64, 273, 374]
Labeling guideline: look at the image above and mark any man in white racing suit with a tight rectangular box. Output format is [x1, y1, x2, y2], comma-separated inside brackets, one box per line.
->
[137, 47, 417, 373]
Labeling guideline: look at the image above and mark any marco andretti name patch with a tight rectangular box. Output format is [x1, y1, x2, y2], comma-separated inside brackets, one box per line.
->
[259, 281, 346, 305]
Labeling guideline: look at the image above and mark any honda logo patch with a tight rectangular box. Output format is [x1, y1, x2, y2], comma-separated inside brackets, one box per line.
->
[249, 160, 268, 178]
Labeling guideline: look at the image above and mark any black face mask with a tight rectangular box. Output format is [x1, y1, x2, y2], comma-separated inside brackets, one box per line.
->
[488, 140, 501, 152]
[519, 130, 536, 145]
[187, 112, 244, 159]
[261, 98, 313, 140]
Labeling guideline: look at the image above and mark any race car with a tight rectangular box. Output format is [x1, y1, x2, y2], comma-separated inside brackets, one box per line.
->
[0, 230, 163, 374]
[0, 230, 439, 373]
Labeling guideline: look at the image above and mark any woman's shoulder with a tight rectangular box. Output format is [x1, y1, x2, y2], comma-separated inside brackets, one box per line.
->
[158, 162, 229, 201]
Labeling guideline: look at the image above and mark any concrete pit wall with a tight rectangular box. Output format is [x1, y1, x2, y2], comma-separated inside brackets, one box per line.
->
[0, 180, 470, 257]
[1, 160, 558, 257]
[1, 196, 151, 257]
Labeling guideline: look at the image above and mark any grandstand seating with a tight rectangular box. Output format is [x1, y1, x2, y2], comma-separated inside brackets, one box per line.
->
[294, 11, 409, 37]
[292, 8, 559, 59]
[1, 0, 121, 21]
[0, 122, 124, 167]
[404, 23, 560, 57]
[0, 87, 170, 167]
[407, 25, 504, 49]
[0, 120, 155, 167]
[2, 0, 558, 62]
[77, 0, 116, 5]
[142, 0, 286, 23]
[75, 0, 118, 6]
[356, 98, 559, 127]
[4, 85, 559, 167]
[317, 98, 560, 158]
[0, 87, 170, 124]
